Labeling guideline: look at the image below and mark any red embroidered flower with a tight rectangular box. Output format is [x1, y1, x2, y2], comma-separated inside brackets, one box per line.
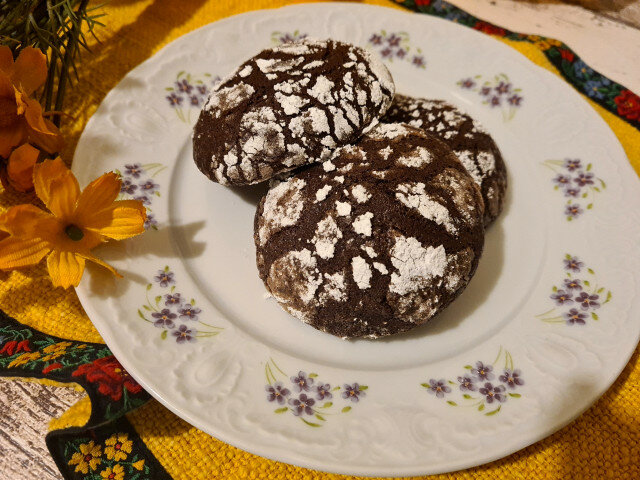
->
[414, 0, 432, 6]
[72, 356, 142, 401]
[614, 90, 640, 121]
[560, 50, 575, 62]
[473, 21, 506, 37]
[42, 362, 62, 374]
[0, 339, 31, 356]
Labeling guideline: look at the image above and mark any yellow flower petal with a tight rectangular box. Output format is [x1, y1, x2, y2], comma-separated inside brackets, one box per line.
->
[11, 47, 47, 96]
[132, 459, 145, 471]
[7, 143, 38, 191]
[76, 250, 122, 278]
[0, 203, 56, 238]
[47, 250, 85, 289]
[0, 236, 51, 269]
[0, 46, 13, 75]
[75, 172, 122, 215]
[81, 200, 147, 240]
[0, 117, 26, 158]
[33, 158, 80, 219]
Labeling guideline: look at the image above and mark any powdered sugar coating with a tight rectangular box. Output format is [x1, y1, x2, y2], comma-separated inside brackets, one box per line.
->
[383, 96, 507, 225]
[255, 123, 484, 338]
[194, 39, 395, 186]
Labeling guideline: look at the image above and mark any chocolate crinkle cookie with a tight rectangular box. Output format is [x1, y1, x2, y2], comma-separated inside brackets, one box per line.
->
[254, 123, 485, 338]
[383, 95, 507, 226]
[193, 39, 395, 186]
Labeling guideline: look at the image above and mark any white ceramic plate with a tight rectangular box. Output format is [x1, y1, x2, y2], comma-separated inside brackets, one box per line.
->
[73, 3, 640, 476]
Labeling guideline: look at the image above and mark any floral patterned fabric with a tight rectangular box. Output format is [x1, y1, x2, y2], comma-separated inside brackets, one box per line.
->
[395, 0, 640, 130]
[0, 310, 170, 480]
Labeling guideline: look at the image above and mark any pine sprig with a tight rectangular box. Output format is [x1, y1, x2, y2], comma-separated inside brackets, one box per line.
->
[0, 0, 105, 124]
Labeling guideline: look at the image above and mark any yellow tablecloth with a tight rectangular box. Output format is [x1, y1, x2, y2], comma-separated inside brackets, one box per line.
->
[1, 0, 639, 478]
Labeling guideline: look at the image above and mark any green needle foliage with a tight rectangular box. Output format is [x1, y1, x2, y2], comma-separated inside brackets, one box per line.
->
[0, 0, 105, 124]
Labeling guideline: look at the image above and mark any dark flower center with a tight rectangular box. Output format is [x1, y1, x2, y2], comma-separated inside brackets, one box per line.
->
[84, 454, 93, 462]
[115, 443, 121, 450]
[65, 224, 84, 241]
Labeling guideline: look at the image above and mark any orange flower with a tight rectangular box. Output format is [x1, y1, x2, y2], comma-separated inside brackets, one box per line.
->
[0, 46, 64, 158]
[1, 143, 39, 192]
[0, 158, 147, 288]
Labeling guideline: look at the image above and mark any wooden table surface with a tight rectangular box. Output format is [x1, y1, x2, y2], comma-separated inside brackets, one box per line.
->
[1, 1, 639, 479]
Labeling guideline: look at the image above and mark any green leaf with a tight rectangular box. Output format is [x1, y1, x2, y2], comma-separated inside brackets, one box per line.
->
[274, 407, 288, 413]
[146, 283, 152, 291]
[142, 305, 151, 311]
[586, 203, 593, 210]
[448, 381, 455, 385]
[605, 291, 612, 304]
[584, 280, 590, 287]
[171, 285, 176, 293]
[332, 387, 340, 391]
[581, 193, 588, 198]
[421, 383, 431, 389]
[478, 404, 485, 411]
[137, 309, 146, 320]
[591, 312, 599, 321]
[161, 330, 167, 340]
[359, 385, 368, 390]
[322, 402, 333, 408]
[165, 87, 174, 91]
[191, 299, 196, 306]
[509, 393, 521, 398]
[446, 400, 457, 406]
[463, 394, 472, 399]
[593, 187, 600, 192]
[552, 286, 558, 292]
[155, 295, 162, 304]
[315, 414, 326, 421]
[341, 406, 352, 413]
[485, 405, 502, 416]
[597, 287, 604, 293]
[600, 179, 607, 189]
[554, 185, 559, 190]
[308, 373, 318, 378]
[463, 365, 472, 370]
[164, 265, 170, 272]
[586, 163, 592, 171]
[177, 70, 185, 78]
[588, 268, 595, 274]
[302, 419, 321, 427]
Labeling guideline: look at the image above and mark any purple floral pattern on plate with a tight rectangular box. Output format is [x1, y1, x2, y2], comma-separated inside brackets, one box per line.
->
[138, 266, 223, 344]
[367, 30, 426, 69]
[536, 255, 611, 325]
[264, 358, 367, 427]
[270, 30, 308, 45]
[421, 347, 523, 416]
[116, 162, 166, 230]
[457, 73, 523, 121]
[164, 71, 221, 123]
[542, 159, 606, 221]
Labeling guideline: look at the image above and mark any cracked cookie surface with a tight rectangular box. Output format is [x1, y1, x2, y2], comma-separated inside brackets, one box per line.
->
[255, 123, 485, 338]
[193, 39, 395, 186]
[383, 95, 507, 226]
